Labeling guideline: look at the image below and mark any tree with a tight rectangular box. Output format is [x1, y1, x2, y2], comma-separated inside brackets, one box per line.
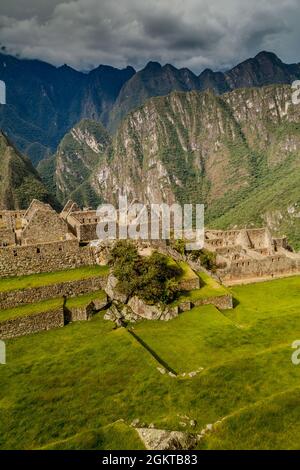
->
[109, 241, 182, 304]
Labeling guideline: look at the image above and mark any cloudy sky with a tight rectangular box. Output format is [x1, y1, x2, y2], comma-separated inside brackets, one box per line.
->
[0, 0, 299, 73]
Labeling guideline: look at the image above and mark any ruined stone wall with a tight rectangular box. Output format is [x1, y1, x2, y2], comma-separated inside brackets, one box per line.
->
[0, 240, 95, 278]
[222, 255, 300, 281]
[0, 227, 15, 247]
[0, 308, 64, 340]
[21, 209, 70, 245]
[77, 223, 98, 242]
[192, 295, 233, 310]
[0, 210, 24, 230]
[0, 276, 107, 310]
[64, 304, 95, 322]
[246, 228, 272, 250]
[71, 211, 99, 224]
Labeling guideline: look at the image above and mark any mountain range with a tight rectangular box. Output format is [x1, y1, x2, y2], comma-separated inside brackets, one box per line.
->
[1, 50, 300, 247]
[1, 51, 300, 164]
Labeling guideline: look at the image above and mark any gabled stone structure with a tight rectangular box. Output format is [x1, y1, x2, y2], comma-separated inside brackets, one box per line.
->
[21, 199, 72, 246]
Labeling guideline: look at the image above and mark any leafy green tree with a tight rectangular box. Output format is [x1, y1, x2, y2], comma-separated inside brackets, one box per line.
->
[109, 242, 182, 304]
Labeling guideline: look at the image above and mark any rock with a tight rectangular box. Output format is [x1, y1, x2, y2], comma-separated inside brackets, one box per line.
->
[92, 295, 108, 311]
[188, 371, 197, 377]
[104, 303, 122, 321]
[105, 274, 127, 303]
[128, 296, 178, 321]
[157, 367, 166, 375]
[178, 301, 192, 313]
[120, 304, 139, 322]
[136, 428, 199, 450]
[128, 296, 163, 320]
[168, 372, 176, 378]
[190, 420, 196, 428]
[206, 424, 213, 431]
[131, 419, 140, 428]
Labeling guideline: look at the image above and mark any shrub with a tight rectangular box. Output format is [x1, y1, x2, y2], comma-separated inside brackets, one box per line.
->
[190, 248, 217, 272]
[109, 241, 182, 304]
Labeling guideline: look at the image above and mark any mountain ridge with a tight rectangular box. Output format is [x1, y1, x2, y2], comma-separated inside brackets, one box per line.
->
[0, 130, 59, 210]
[1, 50, 300, 163]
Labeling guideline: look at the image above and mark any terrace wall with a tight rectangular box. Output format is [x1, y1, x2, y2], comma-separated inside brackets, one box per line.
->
[0, 307, 64, 340]
[192, 294, 233, 310]
[0, 240, 95, 278]
[0, 276, 108, 310]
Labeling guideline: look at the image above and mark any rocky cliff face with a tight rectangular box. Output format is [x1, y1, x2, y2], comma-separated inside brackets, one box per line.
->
[0, 131, 58, 210]
[0, 52, 134, 163]
[91, 84, 300, 246]
[108, 51, 300, 132]
[1, 50, 300, 164]
[38, 119, 111, 206]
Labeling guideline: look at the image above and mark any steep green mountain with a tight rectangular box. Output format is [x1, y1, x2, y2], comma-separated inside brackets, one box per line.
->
[0, 52, 134, 163]
[1, 51, 300, 164]
[108, 51, 300, 132]
[90, 84, 300, 245]
[0, 130, 58, 210]
[38, 119, 110, 206]
[108, 61, 203, 132]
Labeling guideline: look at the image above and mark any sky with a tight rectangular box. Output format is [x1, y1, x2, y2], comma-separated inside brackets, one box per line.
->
[0, 0, 299, 73]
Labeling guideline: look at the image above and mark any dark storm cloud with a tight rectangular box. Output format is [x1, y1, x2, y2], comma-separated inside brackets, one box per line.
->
[0, 0, 299, 73]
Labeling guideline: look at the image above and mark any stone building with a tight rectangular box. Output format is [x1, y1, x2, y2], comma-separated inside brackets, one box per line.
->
[1, 199, 300, 284]
[205, 228, 300, 284]
[0, 200, 95, 278]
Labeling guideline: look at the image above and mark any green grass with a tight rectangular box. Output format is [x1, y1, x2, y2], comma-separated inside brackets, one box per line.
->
[1, 275, 300, 449]
[39, 422, 145, 450]
[65, 290, 106, 309]
[199, 387, 300, 450]
[224, 275, 300, 326]
[171, 271, 229, 307]
[0, 265, 109, 293]
[177, 261, 199, 281]
[0, 298, 63, 322]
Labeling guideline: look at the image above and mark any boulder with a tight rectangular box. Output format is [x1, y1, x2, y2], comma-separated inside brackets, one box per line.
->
[104, 274, 127, 303]
[136, 428, 199, 450]
[128, 296, 162, 320]
[92, 295, 108, 311]
[104, 303, 123, 321]
[128, 296, 179, 321]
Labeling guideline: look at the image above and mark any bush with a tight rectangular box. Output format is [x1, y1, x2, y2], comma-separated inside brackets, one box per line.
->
[109, 241, 182, 304]
[190, 248, 217, 272]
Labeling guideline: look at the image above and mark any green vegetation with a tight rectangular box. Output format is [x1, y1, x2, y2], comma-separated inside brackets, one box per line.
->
[0, 131, 58, 210]
[65, 290, 106, 309]
[0, 298, 63, 322]
[0, 265, 109, 293]
[1, 275, 300, 449]
[109, 241, 182, 304]
[172, 272, 228, 307]
[189, 250, 217, 272]
[40, 119, 111, 205]
[39, 422, 145, 450]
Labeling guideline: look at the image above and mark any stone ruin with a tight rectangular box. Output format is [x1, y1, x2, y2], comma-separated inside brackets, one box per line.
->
[205, 228, 300, 284]
[0, 199, 299, 285]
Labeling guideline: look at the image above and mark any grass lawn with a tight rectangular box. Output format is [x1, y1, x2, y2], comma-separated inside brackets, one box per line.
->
[0, 265, 109, 293]
[224, 275, 300, 327]
[177, 261, 199, 281]
[1, 275, 300, 449]
[0, 298, 63, 322]
[173, 271, 229, 306]
[65, 290, 106, 309]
